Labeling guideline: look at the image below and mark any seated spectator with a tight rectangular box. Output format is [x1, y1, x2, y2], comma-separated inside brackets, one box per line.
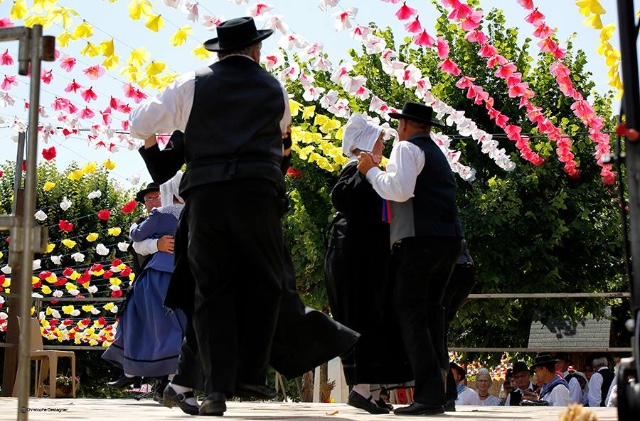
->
[451, 362, 480, 405]
[504, 361, 539, 406]
[588, 355, 615, 407]
[554, 353, 584, 404]
[498, 368, 514, 404]
[475, 368, 502, 406]
[531, 353, 571, 406]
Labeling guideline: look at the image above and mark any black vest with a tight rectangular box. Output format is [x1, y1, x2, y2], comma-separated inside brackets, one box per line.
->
[598, 367, 615, 406]
[389, 135, 464, 245]
[181, 56, 285, 195]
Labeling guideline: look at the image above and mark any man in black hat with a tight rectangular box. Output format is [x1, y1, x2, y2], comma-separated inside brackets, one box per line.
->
[358, 101, 464, 416]
[505, 361, 538, 406]
[130, 182, 174, 273]
[129, 16, 291, 416]
[530, 353, 570, 406]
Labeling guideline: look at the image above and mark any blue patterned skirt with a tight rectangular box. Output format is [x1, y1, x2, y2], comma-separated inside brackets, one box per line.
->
[102, 268, 186, 377]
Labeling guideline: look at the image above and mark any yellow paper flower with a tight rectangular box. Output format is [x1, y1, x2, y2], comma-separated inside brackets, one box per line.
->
[61, 305, 75, 315]
[86, 233, 99, 242]
[46, 243, 55, 253]
[145, 14, 164, 32]
[289, 100, 302, 117]
[104, 302, 115, 311]
[68, 170, 84, 180]
[82, 162, 97, 173]
[57, 31, 78, 48]
[43, 181, 56, 191]
[192, 45, 211, 61]
[24, 14, 49, 28]
[100, 39, 115, 56]
[110, 278, 122, 286]
[145, 60, 166, 76]
[128, 47, 150, 67]
[302, 106, 316, 120]
[61, 239, 77, 248]
[45, 273, 57, 284]
[41, 285, 52, 295]
[80, 41, 101, 57]
[107, 227, 122, 236]
[31, 276, 40, 286]
[128, 0, 152, 20]
[82, 305, 95, 313]
[73, 20, 94, 38]
[1, 277, 9, 288]
[69, 271, 80, 280]
[102, 159, 116, 170]
[10, 0, 28, 20]
[171, 26, 192, 47]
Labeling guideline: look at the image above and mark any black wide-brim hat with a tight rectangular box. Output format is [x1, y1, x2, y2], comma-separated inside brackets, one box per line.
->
[450, 362, 466, 379]
[204, 16, 274, 52]
[531, 353, 558, 368]
[388, 101, 445, 127]
[135, 182, 160, 204]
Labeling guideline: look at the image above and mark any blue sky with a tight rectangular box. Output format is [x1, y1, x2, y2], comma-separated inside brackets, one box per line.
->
[0, 0, 621, 189]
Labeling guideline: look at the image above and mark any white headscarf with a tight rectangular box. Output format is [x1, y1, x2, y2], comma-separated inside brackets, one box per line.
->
[341, 113, 384, 158]
[160, 170, 184, 208]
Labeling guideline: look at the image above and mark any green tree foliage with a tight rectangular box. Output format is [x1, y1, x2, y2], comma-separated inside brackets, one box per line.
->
[282, 6, 628, 352]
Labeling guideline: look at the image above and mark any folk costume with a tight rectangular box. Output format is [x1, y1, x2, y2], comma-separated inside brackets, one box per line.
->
[102, 174, 186, 378]
[130, 18, 358, 412]
[362, 102, 463, 415]
[325, 114, 412, 392]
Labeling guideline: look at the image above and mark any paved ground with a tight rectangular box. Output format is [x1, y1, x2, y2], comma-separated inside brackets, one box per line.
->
[0, 398, 620, 420]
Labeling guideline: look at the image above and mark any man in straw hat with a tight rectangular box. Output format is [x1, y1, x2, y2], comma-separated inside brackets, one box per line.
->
[358, 101, 464, 415]
[129, 16, 291, 416]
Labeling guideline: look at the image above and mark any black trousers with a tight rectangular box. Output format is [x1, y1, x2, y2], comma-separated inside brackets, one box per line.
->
[186, 180, 284, 397]
[392, 236, 460, 406]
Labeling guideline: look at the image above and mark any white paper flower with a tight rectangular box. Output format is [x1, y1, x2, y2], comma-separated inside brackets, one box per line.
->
[69, 289, 80, 296]
[50, 255, 62, 265]
[60, 197, 72, 211]
[34, 210, 47, 221]
[70, 309, 80, 316]
[88, 285, 98, 294]
[52, 290, 63, 298]
[87, 190, 102, 199]
[110, 305, 119, 314]
[71, 252, 85, 263]
[117, 242, 130, 252]
[32, 259, 41, 271]
[32, 292, 43, 299]
[96, 244, 109, 256]
[50, 308, 61, 318]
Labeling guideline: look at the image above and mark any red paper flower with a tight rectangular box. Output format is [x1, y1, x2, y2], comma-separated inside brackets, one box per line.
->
[62, 268, 74, 277]
[111, 289, 123, 298]
[103, 270, 114, 279]
[286, 167, 301, 178]
[121, 200, 137, 214]
[97, 209, 111, 221]
[42, 146, 57, 161]
[90, 263, 104, 272]
[58, 220, 74, 232]
[120, 267, 132, 277]
[39, 271, 53, 279]
[111, 259, 123, 267]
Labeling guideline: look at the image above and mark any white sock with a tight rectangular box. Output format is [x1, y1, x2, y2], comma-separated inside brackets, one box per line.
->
[352, 384, 371, 399]
[124, 373, 135, 378]
[371, 389, 381, 401]
[170, 383, 199, 407]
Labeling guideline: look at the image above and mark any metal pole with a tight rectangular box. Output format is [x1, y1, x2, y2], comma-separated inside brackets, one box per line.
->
[12, 132, 25, 215]
[15, 24, 43, 420]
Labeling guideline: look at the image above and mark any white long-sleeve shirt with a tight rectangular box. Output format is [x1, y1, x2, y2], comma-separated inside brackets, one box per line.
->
[129, 55, 292, 140]
[365, 140, 425, 203]
[588, 368, 606, 407]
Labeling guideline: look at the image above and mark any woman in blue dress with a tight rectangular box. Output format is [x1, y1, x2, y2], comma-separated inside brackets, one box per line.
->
[102, 172, 187, 385]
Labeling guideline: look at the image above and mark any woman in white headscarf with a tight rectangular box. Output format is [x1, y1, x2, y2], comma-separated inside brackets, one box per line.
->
[102, 171, 191, 410]
[324, 113, 412, 414]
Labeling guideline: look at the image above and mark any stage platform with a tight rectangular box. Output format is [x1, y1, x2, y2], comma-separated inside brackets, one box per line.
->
[0, 398, 619, 420]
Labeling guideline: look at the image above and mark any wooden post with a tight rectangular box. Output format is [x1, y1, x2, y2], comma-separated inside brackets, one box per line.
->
[1, 189, 24, 397]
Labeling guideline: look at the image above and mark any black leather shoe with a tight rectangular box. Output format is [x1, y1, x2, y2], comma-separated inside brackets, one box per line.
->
[394, 402, 445, 416]
[235, 383, 277, 400]
[106, 375, 141, 389]
[347, 390, 389, 414]
[199, 392, 227, 416]
[153, 378, 169, 404]
[444, 399, 456, 412]
[376, 398, 394, 411]
[163, 384, 200, 416]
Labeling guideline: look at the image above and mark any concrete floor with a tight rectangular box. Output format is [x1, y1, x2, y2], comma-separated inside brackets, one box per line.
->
[0, 397, 620, 420]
